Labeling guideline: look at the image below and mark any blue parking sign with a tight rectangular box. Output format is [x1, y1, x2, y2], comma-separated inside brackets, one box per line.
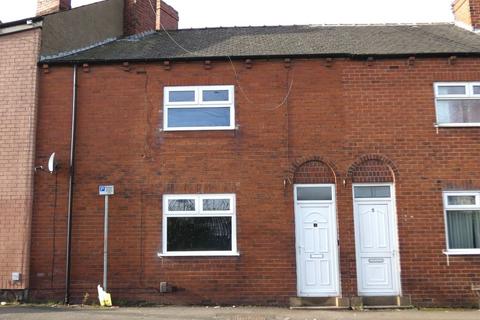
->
[99, 185, 114, 196]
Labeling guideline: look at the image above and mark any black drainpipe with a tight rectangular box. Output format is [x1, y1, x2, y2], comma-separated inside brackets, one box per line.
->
[65, 64, 78, 304]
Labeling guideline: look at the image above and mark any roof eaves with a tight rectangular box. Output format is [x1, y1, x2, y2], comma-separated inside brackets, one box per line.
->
[0, 17, 43, 37]
[0, 16, 43, 28]
[39, 53, 350, 65]
[40, 51, 480, 66]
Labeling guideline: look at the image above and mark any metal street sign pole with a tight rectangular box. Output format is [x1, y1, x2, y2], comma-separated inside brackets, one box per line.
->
[103, 195, 109, 291]
[99, 185, 114, 292]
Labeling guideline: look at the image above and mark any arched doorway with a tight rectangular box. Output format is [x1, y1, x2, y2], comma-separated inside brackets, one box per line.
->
[348, 155, 401, 297]
[292, 159, 340, 297]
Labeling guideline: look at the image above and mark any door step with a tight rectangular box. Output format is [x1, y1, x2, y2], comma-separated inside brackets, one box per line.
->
[290, 306, 350, 310]
[290, 296, 413, 310]
[360, 296, 413, 309]
[289, 297, 350, 309]
[363, 305, 413, 310]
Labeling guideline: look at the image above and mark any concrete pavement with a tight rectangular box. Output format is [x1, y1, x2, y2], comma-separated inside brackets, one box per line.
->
[0, 305, 479, 320]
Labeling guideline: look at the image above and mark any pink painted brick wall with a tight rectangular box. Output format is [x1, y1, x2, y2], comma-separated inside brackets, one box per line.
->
[0, 28, 41, 290]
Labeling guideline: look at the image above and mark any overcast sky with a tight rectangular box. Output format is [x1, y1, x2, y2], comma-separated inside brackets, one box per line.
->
[1, 0, 455, 28]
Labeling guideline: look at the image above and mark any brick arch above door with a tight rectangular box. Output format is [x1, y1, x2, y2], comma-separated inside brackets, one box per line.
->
[286, 156, 339, 185]
[347, 154, 399, 183]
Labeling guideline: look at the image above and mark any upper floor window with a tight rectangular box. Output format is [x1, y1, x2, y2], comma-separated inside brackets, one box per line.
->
[434, 82, 480, 126]
[443, 191, 480, 255]
[163, 85, 235, 131]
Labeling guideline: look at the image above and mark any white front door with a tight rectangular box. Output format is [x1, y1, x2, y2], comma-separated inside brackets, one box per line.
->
[353, 184, 401, 296]
[295, 184, 340, 297]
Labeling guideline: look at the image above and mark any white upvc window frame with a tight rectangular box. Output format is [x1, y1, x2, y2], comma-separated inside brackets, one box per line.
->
[294, 184, 335, 203]
[442, 191, 480, 255]
[164, 86, 199, 106]
[353, 184, 393, 199]
[163, 85, 235, 131]
[434, 82, 480, 127]
[159, 194, 238, 257]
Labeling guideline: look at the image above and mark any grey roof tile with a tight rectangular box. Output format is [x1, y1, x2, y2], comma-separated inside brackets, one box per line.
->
[42, 24, 480, 63]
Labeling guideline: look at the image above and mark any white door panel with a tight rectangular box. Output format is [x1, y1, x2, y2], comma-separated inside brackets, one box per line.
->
[358, 204, 391, 253]
[295, 185, 340, 297]
[353, 185, 401, 296]
[360, 257, 394, 292]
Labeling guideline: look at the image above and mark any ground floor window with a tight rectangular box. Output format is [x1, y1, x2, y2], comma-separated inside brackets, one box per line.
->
[443, 191, 480, 254]
[161, 194, 238, 256]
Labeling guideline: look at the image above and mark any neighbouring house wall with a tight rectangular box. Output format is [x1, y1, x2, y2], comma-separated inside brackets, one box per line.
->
[453, 0, 480, 30]
[41, 0, 124, 57]
[0, 28, 41, 291]
[41, 0, 179, 57]
[36, 0, 71, 16]
[31, 58, 480, 306]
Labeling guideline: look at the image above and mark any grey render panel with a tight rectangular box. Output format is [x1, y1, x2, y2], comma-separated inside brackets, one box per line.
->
[41, 0, 124, 57]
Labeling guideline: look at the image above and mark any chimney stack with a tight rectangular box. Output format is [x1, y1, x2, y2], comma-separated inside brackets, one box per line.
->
[156, 0, 179, 31]
[124, 0, 178, 36]
[452, 0, 480, 31]
[36, 0, 71, 16]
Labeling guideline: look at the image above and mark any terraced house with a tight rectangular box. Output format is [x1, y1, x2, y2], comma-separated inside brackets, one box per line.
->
[22, 0, 480, 308]
[0, 0, 178, 302]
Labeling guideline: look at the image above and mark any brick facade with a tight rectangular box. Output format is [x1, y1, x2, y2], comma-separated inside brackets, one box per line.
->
[293, 161, 336, 184]
[0, 0, 177, 298]
[0, 28, 41, 291]
[30, 57, 480, 306]
[350, 159, 394, 183]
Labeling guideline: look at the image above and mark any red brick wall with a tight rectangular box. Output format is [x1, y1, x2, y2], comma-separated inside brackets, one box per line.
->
[0, 28, 41, 290]
[350, 159, 394, 183]
[294, 161, 336, 184]
[31, 57, 480, 306]
[36, 0, 71, 16]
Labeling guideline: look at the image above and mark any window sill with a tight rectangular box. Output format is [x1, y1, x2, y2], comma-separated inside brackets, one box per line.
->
[443, 250, 480, 256]
[158, 128, 239, 140]
[157, 252, 240, 257]
[161, 127, 237, 132]
[435, 123, 480, 128]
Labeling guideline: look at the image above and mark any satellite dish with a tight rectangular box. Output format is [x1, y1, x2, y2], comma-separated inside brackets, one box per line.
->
[48, 153, 57, 173]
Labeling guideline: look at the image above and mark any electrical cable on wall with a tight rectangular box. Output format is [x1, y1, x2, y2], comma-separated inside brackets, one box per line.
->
[146, 0, 294, 110]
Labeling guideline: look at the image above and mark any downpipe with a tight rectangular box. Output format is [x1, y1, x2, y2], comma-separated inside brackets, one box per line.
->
[65, 64, 78, 304]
